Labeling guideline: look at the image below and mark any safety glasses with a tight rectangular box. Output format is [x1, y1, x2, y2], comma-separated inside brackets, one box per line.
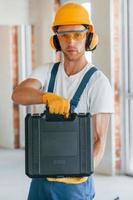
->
[56, 28, 88, 41]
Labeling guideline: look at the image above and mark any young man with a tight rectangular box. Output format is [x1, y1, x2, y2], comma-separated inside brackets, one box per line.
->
[12, 2, 114, 200]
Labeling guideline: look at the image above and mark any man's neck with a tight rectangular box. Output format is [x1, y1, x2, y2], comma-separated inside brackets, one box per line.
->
[63, 55, 89, 76]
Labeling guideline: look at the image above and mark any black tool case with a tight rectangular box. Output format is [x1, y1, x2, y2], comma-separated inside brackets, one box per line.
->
[25, 112, 93, 178]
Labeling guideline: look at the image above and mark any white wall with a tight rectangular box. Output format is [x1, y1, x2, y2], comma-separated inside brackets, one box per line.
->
[0, 27, 14, 148]
[0, 0, 29, 25]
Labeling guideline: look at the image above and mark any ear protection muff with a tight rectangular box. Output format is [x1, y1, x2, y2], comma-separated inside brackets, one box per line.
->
[85, 32, 99, 51]
[50, 31, 98, 51]
[50, 35, 61, 51]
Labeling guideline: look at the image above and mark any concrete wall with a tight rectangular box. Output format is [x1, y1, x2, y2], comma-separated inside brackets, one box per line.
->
[29, 0, 54, 65]
[0, 0, 54, 148]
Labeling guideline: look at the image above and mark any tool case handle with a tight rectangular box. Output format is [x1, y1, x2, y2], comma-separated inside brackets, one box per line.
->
[41, 106, 77, 121]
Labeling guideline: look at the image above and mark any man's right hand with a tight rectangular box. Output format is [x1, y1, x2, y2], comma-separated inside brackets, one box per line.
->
[42, 92, 70, 117]
[12, 79, 70, 117]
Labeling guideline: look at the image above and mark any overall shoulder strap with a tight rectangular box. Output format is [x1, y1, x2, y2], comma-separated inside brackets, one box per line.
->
[70, 66, 98, 112]
[47, 62, 60, 92]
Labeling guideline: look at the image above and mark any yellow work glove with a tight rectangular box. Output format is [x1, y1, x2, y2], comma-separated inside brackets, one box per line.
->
[42, 92, 70, 118]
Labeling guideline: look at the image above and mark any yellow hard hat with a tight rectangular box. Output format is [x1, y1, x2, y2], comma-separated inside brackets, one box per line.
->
[52, 2, 94, 32]
[50, 2, 98, 51]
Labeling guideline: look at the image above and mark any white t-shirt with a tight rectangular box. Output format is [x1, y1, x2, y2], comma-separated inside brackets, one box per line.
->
[28, 62, 114, 115]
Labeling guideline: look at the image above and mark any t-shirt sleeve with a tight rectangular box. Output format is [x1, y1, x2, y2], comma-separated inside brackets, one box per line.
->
[88, 74, 115, 115]
[27, 63, 52, 89]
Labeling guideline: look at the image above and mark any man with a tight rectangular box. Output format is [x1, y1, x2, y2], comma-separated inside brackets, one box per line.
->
[12, 2, 114, 200]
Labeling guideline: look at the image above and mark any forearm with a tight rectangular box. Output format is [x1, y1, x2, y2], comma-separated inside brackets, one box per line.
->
[92, 113, 111, 170]
[11, 79, 70, 118]
[94, 139, 104, 169]
[12, 87, 44, 105]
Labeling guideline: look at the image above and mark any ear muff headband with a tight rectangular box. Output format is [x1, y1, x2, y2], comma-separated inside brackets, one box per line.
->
[85, 32, 98, 51]
[50, 35, 61, 51]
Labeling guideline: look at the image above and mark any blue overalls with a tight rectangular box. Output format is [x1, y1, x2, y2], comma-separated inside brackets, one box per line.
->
[28, 63, 97, 200]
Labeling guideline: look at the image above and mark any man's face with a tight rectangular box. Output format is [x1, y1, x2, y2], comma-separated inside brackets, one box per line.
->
[57, 25, 87, 61]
